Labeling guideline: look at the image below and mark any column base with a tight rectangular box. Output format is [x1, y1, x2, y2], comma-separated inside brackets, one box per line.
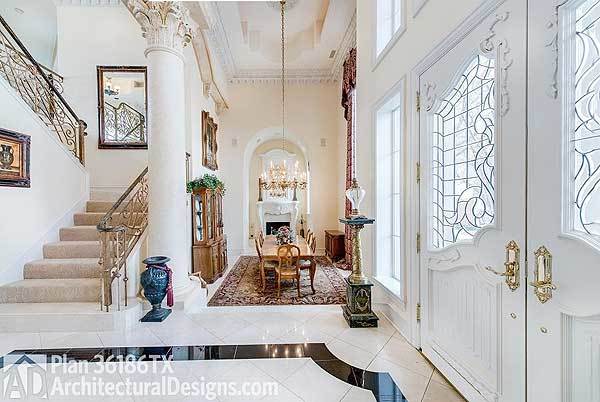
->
[342, 305, 379, 328]
[342, 277, 379, 328]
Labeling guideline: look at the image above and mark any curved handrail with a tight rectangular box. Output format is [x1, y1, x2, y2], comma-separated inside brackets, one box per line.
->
[0, 14, 86, 164]
[103, 101, 146, 143]
[97, 167, 149, 311]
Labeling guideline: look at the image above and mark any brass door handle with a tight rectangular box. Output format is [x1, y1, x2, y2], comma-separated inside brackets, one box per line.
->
[485, 240, 520, 291]
[530, 246, 557, 303]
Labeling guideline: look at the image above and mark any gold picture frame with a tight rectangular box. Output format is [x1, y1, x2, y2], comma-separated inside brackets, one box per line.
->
[0, 128, 30, 188]
[202, 110, 218, 171]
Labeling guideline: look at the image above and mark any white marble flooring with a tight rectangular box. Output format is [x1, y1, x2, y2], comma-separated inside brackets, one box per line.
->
[0, 305, 465, 402]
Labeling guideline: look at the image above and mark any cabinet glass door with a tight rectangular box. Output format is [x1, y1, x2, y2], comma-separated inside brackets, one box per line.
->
[194, 194, 203, 242]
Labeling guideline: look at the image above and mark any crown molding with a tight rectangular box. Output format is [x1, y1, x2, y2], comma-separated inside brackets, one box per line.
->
[201, 1, 356, 85]
[54, 0, 121, 6]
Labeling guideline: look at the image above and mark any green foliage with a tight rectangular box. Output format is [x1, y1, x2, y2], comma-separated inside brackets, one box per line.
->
[186, 174, 226, 194]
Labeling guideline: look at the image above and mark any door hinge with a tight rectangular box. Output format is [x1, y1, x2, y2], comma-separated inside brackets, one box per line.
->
[416, 303, 422, 322]
[416, 91, 421, 112]
[416, 232, 421, 253]
[416, 162, 421, 184]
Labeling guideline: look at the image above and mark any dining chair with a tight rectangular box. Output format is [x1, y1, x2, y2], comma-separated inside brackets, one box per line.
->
[275, 244, 301, 297]
[259, 231, 264, 247]
[306, 231, 313, 245]
[310, 236, 317, 253]
[255, 238, 276, 291]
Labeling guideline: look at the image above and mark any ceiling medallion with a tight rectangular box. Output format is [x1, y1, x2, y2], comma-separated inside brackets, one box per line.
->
[267, 0, 299, 12]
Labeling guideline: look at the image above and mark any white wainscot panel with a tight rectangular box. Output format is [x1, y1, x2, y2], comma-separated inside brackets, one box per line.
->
[429, 266, 499, 397]
[564, 315, 600, 402]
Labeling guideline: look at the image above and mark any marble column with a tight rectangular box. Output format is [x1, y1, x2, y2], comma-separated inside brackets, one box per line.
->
[126, 1, 192, 294]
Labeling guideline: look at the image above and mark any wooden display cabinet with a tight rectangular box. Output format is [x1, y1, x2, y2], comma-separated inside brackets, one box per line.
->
[325, 230, 345, 262]
[191, 188, 227, 283]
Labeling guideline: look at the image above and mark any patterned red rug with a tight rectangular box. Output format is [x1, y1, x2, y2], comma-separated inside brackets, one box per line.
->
[208, 256, 347, 306]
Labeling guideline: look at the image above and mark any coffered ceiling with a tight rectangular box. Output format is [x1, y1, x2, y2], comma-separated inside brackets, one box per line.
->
[195, 0, 356, 84]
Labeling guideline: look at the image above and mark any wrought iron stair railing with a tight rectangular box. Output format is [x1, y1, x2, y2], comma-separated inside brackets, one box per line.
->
[97, 167, 148, 311]
[0, 14, 86, 164]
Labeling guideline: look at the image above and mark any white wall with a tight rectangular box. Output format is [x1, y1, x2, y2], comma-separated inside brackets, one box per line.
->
[355, 0, 491, 340]
[55, 5, 148, 195]
[0, 0, 58, 68]
[0, 79, 88, 286]
[219, 83, 344, 255]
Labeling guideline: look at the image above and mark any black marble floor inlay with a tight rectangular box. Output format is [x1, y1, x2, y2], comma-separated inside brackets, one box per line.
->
[1, 343, 408, 401]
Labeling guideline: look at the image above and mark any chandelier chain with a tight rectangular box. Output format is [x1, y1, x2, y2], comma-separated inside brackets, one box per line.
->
[281, 0, 286, 152]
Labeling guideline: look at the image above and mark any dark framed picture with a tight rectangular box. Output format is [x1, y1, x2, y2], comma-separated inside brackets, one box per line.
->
[97, 65, 148, 149]
[202, 111, 218, 171]
[0, 128, 30, 188]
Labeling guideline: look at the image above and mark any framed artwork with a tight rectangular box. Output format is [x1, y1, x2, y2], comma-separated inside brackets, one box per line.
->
[97, 66, 148, 149]
[202, 110, 218, 171]
[0, 128, 30, 188]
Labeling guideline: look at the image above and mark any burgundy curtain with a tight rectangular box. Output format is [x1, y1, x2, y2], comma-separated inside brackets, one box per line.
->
[341, 48, 356, 270]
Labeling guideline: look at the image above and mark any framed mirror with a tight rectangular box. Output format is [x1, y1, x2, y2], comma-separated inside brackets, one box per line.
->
[97, 66, 147, 149]
[202, 110, 218, 170]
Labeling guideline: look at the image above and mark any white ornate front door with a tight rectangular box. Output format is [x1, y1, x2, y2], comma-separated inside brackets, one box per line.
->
[418, 1, 526, 401]
[528, 1, 600, 400]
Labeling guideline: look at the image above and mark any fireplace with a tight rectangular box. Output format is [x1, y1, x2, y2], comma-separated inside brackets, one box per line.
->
[266, 221, 290, 235]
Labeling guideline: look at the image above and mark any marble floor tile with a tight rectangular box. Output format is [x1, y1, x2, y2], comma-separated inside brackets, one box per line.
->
[40, 331, 103, 349]
[259, 383, 303, 402]
[375, 336, 434, 377]
[283, 323, 334, 344]
[217, 361, 281, 402]
[340, 386, 377, 402]
[367, 357, 430, 402]
[284, 359, 351, 402]
[220, 324, 283, 345]
[97, 327, 164, 347]
[249, 357, 310, 383]
[151, 325, 223, 346]
[188, 313, 254, 340]
[335, 327, 393, 355]
[307, 311, 349, 338]
[0, 332, 41, 355]
[422, 381, 466, 402]
[325, 338, 376, 370]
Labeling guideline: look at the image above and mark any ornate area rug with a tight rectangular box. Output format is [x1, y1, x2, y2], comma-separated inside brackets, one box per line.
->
[208, 256, 347, 306]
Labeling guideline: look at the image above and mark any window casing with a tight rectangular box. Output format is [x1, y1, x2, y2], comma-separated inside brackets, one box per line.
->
[375, 85, 404, 296]
[375, 0, 406, 65]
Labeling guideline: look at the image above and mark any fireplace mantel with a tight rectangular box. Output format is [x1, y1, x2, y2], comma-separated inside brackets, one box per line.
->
[257, 200, 299, 234]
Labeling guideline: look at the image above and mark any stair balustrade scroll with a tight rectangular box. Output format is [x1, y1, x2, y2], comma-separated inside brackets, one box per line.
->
[97, 167, 149, 312]
[0, 15, 86, 164]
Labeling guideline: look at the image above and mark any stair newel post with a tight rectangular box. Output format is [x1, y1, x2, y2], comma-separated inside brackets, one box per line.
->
[78, 119, 87, 166]
[99, 229, 112, 312]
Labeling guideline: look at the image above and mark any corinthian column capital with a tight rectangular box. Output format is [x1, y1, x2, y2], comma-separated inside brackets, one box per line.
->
[125, 0, 192, 56]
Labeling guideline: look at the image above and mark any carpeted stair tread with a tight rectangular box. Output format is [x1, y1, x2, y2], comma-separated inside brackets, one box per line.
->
[74, 212, 116, 226]
[0, 279, 100, 303]
[43, 241, 101, 259]
[24, 258, 101, 279]
[85, 201, 114, 213]
[59, 226, 99, 241]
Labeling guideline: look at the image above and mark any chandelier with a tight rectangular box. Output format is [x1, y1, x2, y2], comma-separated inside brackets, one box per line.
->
[104, 77, 120, 97]
[259, 0, 307, 201]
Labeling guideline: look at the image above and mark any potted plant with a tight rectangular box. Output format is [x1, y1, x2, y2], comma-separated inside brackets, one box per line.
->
[186, 174, 226, 194]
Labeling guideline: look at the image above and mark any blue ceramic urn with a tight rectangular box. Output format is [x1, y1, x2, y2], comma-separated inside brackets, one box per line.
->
[140, 256, 172, 322]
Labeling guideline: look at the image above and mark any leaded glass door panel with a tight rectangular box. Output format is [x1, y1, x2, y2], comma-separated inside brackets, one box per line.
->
[418, 1, 526, 401]
[528, 0, 600, 400]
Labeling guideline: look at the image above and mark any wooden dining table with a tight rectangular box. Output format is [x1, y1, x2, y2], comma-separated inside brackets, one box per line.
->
[260, 235, 317, 294]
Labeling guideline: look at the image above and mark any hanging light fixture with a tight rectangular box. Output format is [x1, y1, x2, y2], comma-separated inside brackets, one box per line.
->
[259, 0, 307, 200]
